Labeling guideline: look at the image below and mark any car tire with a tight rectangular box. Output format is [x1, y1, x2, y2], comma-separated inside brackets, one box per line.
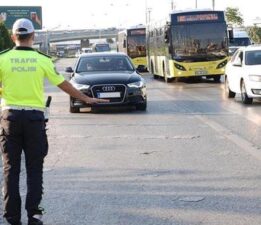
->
[70, 97, 80, 113]
[136, 101, 147, 111]
[240, 80, 253, 104]
[70, 106, 80, 113]
[225, 76, 236, 98]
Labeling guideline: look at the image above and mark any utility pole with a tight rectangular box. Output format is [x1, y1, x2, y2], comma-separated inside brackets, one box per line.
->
[145, 0, 147, 24]
[212, 0, 215, 10]
[195, 0, 197, 9]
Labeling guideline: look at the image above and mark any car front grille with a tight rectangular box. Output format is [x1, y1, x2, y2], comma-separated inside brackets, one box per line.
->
[91, 84, 127, 103]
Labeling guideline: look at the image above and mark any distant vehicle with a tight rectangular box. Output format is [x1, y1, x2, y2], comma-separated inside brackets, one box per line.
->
[56, 50, 65, 57]
[91, 43, 111, 52]
[118, 25, 147, 72]
[229, 28, 252, 55]
[225, 45, 261, 104]
[81, 47, 92, 53]
[147, 9, 230, 82]
[65, 52, 147, 112]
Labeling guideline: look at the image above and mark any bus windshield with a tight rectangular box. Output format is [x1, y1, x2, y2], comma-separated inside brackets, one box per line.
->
[127, 35, 146, 58]
[94, 44, 110, 52]
[171, 23, 228, 62]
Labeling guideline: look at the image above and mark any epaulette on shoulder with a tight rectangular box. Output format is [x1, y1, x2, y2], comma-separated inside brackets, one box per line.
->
[36, 50, 51, 58]
[0, 48, 11, 55]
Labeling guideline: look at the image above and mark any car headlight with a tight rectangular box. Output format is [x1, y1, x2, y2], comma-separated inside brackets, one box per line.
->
[127, 81, 145, 88]
[72, 83, 90, 90]
[249, 75, 261, 82]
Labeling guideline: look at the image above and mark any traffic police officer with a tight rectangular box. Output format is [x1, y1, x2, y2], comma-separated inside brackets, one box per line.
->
[0, 18, 108, 225]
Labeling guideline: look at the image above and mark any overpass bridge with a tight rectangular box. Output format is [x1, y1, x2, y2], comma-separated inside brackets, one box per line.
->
[34, 28, 121, 53]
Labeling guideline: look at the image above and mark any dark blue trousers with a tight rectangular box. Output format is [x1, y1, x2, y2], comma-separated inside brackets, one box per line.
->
[0, 109, 48, 224]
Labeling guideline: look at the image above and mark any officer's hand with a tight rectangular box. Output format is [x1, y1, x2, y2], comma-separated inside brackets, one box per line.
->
[85, 97, 110, 105]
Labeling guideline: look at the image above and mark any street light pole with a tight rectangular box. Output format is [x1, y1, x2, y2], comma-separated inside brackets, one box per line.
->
[212, 0, 215, 10]
[145, 0, 148, 25]
[195, 0, 197, 9]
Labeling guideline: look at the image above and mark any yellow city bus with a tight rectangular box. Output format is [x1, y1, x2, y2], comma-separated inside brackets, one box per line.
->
[147, 10, 230, 82]
[118, 25, 147, 72]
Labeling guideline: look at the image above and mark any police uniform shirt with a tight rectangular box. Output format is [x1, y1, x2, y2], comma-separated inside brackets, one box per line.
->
[0, 47, 65, 109]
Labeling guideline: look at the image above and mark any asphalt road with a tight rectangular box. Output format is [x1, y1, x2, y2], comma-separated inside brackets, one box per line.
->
[1, 57, 261, 225]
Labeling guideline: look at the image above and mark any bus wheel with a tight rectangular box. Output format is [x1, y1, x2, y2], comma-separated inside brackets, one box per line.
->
[153, 74, 159, 79]
[214, 75, 221, 82]
[151, 62, 157, 79]
[163, 63, 171, 83]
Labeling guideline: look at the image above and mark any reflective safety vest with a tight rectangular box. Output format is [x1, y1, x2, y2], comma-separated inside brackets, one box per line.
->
[0, 46, 65, 108]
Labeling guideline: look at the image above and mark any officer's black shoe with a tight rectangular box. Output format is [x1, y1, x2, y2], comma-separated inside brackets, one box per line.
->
[28, 216, 43, 225]
[3, 221, 22, 225]
[3, 218, 22, 225]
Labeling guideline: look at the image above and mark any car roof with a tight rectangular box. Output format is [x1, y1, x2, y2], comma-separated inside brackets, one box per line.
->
[79, 52, 128, 58]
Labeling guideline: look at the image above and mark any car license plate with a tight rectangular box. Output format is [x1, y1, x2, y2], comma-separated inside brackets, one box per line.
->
[98, 92, 121, 98]
[195, 70, 208, 75]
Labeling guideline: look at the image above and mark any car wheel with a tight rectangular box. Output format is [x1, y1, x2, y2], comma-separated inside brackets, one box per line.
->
[70, 106, 80, 113]
[136, 101, 147, 111]
[240, 80, 253, 104]
[225, 76, 235, 98]
[70, 97, 80, 113]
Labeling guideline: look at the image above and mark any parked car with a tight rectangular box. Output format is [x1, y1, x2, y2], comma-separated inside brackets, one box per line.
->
[65, 52, 147, 112]
[225, 45, 261, 104]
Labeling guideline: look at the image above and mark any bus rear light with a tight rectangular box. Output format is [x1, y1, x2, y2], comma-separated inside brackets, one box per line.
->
[174, 63, 186, 71]
[216, 60, 228, 69]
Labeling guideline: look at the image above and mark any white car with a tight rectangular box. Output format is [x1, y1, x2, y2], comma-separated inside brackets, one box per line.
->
[225, 45, 261, 104]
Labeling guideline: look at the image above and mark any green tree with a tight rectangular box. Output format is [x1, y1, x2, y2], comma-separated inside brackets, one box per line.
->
[106, 38, 114, 44]
[0, 22, 13, 51]
[247, 26, 261, 44]
[225, 7, 244, 26]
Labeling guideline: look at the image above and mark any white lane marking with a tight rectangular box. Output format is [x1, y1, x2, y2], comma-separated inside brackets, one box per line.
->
[196, 115, 261, 161]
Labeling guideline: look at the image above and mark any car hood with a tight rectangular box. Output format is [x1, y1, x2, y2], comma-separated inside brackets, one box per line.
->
[71, 71, 142, 85]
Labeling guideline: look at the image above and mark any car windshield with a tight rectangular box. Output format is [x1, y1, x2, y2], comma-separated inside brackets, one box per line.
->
[76, 55, 135, 73]
[245, 50, 261, 65]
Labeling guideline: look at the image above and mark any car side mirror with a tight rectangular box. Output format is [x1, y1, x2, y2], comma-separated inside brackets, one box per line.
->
[65, 67, 74, 73]
[228, 29, 234, 42]
[233, 58, 242, 67]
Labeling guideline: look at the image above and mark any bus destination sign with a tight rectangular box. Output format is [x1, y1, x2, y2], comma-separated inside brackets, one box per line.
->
[177, 13, 219, 23]
[129, 29, 146, 36]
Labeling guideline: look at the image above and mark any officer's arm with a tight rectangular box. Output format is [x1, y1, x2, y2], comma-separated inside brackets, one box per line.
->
[57, 80, 109, 104]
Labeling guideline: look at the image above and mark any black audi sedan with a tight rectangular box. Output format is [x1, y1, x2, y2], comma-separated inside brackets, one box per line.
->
[65, 52, 147, 113]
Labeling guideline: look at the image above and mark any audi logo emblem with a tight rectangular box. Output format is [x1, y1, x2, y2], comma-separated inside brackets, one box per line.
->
[102, 86, 116, 92]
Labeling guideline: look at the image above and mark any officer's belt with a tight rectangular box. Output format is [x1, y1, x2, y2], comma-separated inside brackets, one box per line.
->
[1, 105, 44, 112]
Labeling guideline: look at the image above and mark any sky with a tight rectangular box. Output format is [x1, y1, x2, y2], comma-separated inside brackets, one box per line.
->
[1, 0, 260, 30]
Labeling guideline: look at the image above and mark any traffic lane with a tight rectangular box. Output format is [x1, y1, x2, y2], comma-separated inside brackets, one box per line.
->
[44, 110, 261, 225]
[41, 61, 261, 225]
[147, 75, 261, 154]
